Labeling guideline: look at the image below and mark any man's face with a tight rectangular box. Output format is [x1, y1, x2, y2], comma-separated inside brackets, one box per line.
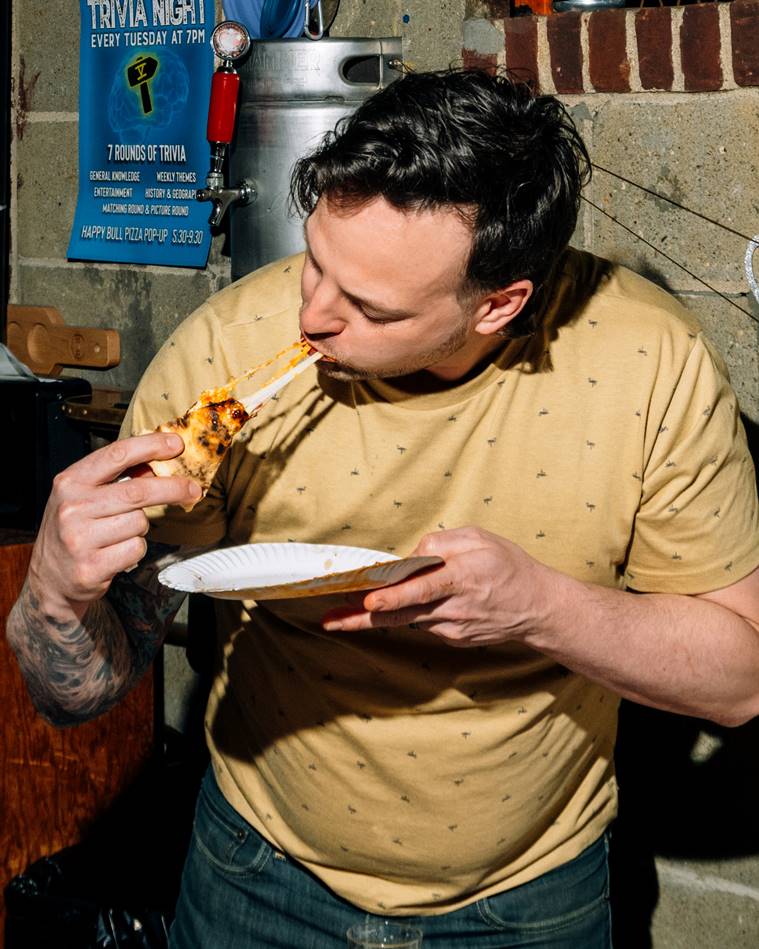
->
[300, 197, 489, 382]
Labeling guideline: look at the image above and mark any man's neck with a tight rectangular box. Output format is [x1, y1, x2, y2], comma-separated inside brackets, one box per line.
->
[425, 333, 507, 382]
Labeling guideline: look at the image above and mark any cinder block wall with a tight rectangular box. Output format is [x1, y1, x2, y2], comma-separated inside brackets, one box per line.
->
[469, 2, 759, 425]
[8, 1, 231, 390]
[461, 7, 759, 946]
[7, 0, 468, 391]
[8, 2, 758, 419]
[9, 2, 759, 947]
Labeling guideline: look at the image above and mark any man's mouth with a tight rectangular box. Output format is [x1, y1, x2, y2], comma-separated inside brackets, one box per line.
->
[316, 355, 347, 371]
[302, 337, 339, 363]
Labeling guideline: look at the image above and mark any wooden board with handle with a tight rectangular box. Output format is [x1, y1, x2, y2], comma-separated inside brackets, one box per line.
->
[7, 305, 120, 377]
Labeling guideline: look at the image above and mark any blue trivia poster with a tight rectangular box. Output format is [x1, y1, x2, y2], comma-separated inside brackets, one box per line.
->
[68, 0, 215, 267]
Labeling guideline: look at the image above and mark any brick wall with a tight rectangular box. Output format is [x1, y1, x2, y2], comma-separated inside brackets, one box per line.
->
[464, 0, 759, 93]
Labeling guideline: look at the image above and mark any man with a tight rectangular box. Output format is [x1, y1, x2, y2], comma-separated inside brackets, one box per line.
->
[8, 70, 759, 948]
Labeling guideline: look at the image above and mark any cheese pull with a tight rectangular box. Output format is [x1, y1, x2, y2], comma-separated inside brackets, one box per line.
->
[146, 339, 322, 510]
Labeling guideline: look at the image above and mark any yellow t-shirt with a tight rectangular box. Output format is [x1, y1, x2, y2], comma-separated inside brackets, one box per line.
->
[122, 249, 759, 914]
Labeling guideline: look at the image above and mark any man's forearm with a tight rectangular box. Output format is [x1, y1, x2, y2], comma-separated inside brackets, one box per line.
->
[7, 581, 140, 726]
[529, 572, 759, 726]
[322, 527, 759, 725]
[7, 541, 187, 726]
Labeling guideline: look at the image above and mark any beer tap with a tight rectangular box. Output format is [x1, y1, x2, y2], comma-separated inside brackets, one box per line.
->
[196, 20, 256, 228]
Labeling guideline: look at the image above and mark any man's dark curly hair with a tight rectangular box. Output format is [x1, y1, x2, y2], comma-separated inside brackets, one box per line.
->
[290, 69, 591, 302]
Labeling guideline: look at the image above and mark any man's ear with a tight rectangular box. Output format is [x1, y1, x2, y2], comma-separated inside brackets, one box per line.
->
[473, 280, 534, 336]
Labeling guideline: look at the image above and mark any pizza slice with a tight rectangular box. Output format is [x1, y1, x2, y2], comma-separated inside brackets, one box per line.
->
[148, 398, 250, 511]
[145, 339, 321, 510]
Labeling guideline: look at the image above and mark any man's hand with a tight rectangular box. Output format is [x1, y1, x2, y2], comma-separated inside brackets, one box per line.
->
[322, 526, 553, 646]
[29, 433, 200, 618]
[7, 433, 199, 725]
[323, 527, 759, 726]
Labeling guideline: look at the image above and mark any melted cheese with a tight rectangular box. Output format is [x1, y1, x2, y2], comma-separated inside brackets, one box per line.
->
[195, 339, 312, 410]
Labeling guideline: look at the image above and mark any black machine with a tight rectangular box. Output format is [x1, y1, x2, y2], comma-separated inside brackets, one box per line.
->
[0, 375, 92, 532]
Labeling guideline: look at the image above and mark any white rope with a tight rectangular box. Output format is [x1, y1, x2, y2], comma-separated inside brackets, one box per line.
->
[744, 236, 759, 305]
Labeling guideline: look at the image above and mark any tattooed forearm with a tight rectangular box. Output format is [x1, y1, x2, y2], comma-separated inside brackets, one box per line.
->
[108, 541, 191, 672]
[7, 582, 135, 726]
[6, 541, 189, 727]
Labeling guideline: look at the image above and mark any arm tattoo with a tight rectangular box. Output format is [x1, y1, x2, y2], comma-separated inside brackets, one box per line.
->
[7, 541, 191, 726]
[108, 541, 191, 676]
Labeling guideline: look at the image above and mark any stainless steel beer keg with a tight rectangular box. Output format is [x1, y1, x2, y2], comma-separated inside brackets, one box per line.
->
[229, 37, 402, 280]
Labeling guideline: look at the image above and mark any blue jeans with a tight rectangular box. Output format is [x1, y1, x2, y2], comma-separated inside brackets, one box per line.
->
[169, 767, 612, 948]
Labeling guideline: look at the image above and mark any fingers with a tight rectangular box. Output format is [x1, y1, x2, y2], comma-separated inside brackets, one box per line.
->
[66, 536, 150, 600]
[363, 563, 454, 613]
[321, 603, 497, 648]
[32, 435, 197, 610]
[44, 439, 199, 605]
[55, 464, 201, 515]
[322, 600, 447, 632]
[55, 507, 151, 597]
[61, 433, 185, 487]
[321, 559, 462, 630]
[101, 473, 201, 514]
[58, 509, 149, 559]
[411, 526, 493, 559]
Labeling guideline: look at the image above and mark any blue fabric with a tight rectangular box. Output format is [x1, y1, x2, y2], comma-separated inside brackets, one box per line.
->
[223, 0, 318, 38]
[222, 0, 266, 37]
[169, 767, 612, 948]
[260, 0, 303, 38]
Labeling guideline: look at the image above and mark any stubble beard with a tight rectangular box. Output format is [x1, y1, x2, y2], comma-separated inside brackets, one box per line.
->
[314, 317, 472, 383]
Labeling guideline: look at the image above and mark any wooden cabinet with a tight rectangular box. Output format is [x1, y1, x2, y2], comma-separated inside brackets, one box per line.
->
[0, 532, 156, 941]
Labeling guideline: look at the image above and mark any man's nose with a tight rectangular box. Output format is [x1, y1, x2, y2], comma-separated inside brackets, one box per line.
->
[300, 285, 347, 337]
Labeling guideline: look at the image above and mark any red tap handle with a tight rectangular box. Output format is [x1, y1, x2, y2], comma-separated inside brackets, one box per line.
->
[207, 69, 240, 145]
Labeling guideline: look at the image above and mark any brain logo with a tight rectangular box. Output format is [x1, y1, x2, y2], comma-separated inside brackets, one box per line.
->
[108, 48, 190, 142]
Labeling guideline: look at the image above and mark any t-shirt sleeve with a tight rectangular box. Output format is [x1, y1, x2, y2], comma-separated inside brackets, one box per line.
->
[625, 333, 759, 594]
[118, 303, 229, 549]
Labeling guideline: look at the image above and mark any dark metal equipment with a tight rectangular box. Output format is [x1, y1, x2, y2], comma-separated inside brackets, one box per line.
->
[228, 36, 402, 280]
[0, 376, 92, 532]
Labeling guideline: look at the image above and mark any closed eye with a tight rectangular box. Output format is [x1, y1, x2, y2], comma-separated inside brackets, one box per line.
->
[304, 235, 409, 323]
[360, 309, 390, 324]
[348, 296, 408, 324]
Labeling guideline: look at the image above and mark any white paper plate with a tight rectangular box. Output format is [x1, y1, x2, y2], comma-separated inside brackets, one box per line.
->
[158, 542, 443, 601]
